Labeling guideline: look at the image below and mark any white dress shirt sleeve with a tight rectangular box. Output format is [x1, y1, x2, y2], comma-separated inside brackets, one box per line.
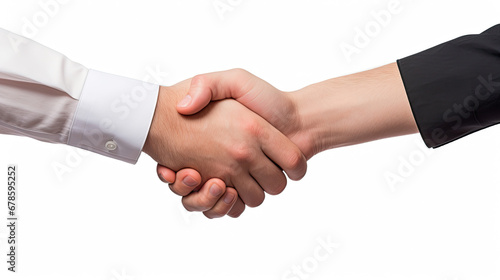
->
[0, 28, 159, 164]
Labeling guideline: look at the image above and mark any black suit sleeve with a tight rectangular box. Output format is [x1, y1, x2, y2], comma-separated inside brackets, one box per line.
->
[397, 24, 500, 148]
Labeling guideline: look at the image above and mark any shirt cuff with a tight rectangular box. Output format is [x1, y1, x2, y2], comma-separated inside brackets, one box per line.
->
[67, 69, 159, 164]
[397, 24, 500, 148]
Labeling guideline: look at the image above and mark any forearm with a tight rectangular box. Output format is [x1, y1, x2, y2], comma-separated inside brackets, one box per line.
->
[291, 62, 418, 155]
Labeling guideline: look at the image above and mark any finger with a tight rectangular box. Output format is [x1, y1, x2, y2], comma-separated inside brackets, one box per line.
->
[178, 69, 296, 139]
[177, 69, 262, 115]
[249, 153, 288, 195]
[227, 196, 246, 218]
[203, 187, 238, 219]
[232, 174, 265, 208]
[168, 169, 202, 196]
[260, 125, 308, 181]
[157, 164, 176, 184]
[182, 179, 226, 212]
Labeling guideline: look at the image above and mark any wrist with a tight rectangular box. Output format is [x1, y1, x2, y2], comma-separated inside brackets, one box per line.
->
[143, 85, 178, 163]
[287, 88, 330, 159]
[289, 85, 352, 158]
[290, 63, 418, 156]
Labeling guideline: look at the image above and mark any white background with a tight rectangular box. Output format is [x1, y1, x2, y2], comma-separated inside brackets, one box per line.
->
[1, 0, 500, 279]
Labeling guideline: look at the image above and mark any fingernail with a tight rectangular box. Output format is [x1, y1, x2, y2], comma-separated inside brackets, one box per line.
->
[209, 184, 222, 197]
[178, 95, 192, 108]
[183, 175, 198, 187]
[224, 193, 235, 204]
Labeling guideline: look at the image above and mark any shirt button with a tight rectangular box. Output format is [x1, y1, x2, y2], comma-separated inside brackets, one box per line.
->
[105, 140, 117, 151]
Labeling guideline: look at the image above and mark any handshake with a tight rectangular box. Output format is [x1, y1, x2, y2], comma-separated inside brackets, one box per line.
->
[142, 65, 418, 218]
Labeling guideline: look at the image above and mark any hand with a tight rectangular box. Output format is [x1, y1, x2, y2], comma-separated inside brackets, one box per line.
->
[157, 167, 244, 218]
[143, 78, 307, 208]
[177, 69, 316, 158]
[173, 65, 417, 157]
[158, 69, 315, 219]
[159, 65, 418, 218]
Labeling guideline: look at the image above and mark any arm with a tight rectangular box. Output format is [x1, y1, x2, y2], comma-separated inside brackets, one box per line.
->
[0, 28, 308, 211]
[160, 64, 417, 217]
[0, 27, 157, 164]
[166, 23, 500, 217]
[176, 64, 417, 158]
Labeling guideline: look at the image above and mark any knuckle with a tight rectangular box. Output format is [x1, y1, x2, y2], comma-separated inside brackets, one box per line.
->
[230, 144, 255, 163]
[191, 74, 207, 85]
[243, 119, 264, 137]
[286, 149, 305, 172]
[231, 68, 250, 77]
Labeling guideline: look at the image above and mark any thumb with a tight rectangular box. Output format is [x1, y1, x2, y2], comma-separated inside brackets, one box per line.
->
[176, 69, 256, 115]
[175, 69, 293, 134]
[176, 76, 214, 115]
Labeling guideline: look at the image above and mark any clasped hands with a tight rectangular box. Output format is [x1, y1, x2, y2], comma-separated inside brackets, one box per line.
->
[143, 64, 418, 218]
[142, 69, 313, 218]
